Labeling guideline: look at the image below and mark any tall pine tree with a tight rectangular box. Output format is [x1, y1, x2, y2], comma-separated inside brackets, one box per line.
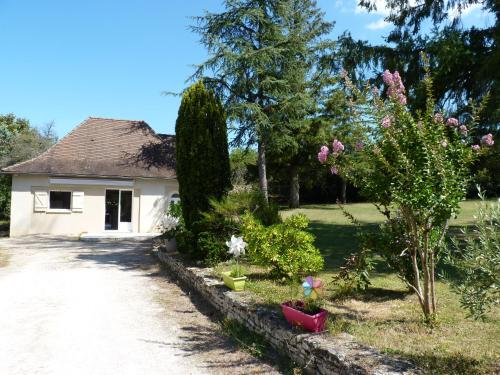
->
[266, 0, 335, 207]
[192, 0, 335, 204]
[175, 82, 231, 230]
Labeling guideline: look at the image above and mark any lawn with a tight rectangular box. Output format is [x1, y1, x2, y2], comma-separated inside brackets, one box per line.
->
[227, 200, 499, 375]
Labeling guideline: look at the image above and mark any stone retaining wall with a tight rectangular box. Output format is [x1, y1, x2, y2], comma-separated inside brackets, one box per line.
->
[155, 247, 420, 375]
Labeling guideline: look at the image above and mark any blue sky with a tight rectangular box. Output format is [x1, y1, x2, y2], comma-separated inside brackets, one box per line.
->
[0, 0, 493, 138]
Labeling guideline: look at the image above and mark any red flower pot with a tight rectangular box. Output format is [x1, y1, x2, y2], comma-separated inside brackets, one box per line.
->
[281, 301, 328, 333]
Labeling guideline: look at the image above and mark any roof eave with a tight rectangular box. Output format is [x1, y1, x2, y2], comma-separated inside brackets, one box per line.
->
[0, 170, 176, 180]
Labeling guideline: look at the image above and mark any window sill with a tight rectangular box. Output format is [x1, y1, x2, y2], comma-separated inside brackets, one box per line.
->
[47, 209, 72, 214]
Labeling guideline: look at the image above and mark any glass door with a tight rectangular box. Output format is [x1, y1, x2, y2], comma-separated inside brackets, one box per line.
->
[119, 190, 133, 232]
[105, 189, 132, 231]
[105, 190, 119, 230]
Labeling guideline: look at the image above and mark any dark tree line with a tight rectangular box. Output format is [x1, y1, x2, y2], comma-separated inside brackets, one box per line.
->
[0, 114, 57, 219]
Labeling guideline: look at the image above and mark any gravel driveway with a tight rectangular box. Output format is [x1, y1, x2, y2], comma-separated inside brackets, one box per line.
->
[0, 236, 280, 375]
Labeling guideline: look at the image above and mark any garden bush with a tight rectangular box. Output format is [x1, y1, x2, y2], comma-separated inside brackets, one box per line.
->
[191, 211, 239, 264]
[208, 188, 281, 226]
[242, 213, 324, 279]
[185, 189, 280, 263]
[445, 191, 500, 320]
[173, 188, 281, 263]
[318, 58, 494, 320]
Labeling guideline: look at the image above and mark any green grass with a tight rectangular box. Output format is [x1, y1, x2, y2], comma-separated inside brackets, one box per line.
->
[226, 200, 499, 375]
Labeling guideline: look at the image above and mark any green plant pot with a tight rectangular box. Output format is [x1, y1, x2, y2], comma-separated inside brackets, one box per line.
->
[222, 271, 247, 292]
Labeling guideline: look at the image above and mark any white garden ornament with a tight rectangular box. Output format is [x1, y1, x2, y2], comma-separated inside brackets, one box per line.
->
[163, 214, 179, 232]
[226, 235, 247, 258]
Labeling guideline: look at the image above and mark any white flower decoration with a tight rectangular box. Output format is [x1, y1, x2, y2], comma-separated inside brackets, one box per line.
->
[163, 215, 179, 231]
[226, 235, 247, 258]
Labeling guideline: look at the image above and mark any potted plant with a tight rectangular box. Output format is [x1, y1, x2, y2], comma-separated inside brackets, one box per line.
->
[281, 276, 328, 333]
[222, 235, 247, 291]
[161, 202, 182, 252]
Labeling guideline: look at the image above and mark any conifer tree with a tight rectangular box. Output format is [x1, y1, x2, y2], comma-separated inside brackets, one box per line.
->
[175, 82, 231, 229]
[192, 0, 335, 204]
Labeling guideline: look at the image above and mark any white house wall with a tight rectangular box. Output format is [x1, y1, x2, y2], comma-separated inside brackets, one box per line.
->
[9, 175, 179, 237]
[135, 178, 179, 233]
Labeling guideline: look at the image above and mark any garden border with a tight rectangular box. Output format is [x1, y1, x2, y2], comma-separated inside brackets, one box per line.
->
[154, 244, 420, 375]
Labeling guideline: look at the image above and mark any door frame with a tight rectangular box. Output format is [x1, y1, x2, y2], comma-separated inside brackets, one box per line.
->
[104, 188, 133, 232]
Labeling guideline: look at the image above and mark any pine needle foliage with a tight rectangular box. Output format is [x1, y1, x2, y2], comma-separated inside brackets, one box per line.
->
[191, 0, 336, 202]
[175, 81, 231, 230]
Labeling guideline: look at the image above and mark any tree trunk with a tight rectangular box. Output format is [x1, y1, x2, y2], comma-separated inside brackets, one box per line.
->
[289, 166, 300, 208]
[258, 139, 269, 202]
[421, 230, 435, 320]
[340, 178, 347, 204]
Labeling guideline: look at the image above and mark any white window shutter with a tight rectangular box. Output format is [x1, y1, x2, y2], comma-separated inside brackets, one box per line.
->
[72, 191, 84, 212]
[34, 191, 48, 212]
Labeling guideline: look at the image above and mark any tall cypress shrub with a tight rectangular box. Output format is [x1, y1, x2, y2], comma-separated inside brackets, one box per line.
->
[175, 81, 231, 231]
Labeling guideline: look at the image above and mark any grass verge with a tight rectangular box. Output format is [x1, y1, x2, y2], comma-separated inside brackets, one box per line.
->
[219, 201, 499, 375]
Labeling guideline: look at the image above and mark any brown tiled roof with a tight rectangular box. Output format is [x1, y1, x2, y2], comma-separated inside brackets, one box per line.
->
[2, 117, 176, 179]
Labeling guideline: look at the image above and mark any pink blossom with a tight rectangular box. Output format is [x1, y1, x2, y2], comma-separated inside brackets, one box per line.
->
[472, 144, 480, 151]
[392, 71, 401, 83]
[383, 70, 407, 105]
[481, 133, 494, 146]
[459, 125, 468, 136]
[434, 113, 444, 123]
[330, 166, 338, 175]
[381, 116, 392, 128]
[441, 140, 448, 148]
[355, 141, 364, 151]
[332, 139, 345, 154]
[446, 118, 459, 127]
[382, 70, 393, 86]
[317, 145, 329, 164]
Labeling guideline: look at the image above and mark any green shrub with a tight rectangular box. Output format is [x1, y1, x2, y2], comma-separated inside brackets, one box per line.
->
[161, 202, 183, 241]
[255, 201, 282, 227]
[175, 188, 281, 263]
[331, 250, 374, 299]
[197, 231, 231, 265]
[242, 213, 324, 279]
[184, 189, 280, 263]
[445, 191, 500, 320]
[174, 228, 196, 255]
[168, 201, 183, 221]
[187, 197, 242, 262]
[208, 188, 281, 226]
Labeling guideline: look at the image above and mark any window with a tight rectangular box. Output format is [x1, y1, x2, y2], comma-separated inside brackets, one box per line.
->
[49, 191, 71, 210]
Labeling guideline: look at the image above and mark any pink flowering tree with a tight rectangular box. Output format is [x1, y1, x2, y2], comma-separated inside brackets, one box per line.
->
[318, 59, 494, 321]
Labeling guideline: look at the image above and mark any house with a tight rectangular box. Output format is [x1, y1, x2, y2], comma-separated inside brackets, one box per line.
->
[2, 117, 178, 237]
